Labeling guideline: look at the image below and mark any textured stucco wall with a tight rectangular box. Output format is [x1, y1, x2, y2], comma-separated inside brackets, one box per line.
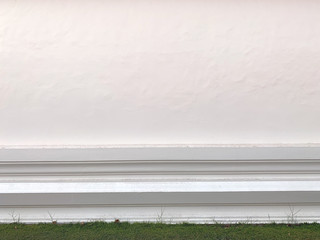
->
[0, 0, 320, 145]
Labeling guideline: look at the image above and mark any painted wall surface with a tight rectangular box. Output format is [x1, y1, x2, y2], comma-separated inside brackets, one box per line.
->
[0, 0, 320, 145]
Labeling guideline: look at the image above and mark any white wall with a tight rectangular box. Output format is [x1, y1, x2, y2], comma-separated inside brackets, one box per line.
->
[1, 0, 320, 145]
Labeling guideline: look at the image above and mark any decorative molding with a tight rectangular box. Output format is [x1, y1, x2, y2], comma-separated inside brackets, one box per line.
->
[1, 145, 320, 223]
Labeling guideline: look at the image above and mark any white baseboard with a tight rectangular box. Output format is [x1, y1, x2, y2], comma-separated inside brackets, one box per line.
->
[1, 145, 320, 223]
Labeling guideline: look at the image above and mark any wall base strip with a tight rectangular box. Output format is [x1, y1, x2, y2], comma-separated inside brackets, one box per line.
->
[1, 146, 320, 223]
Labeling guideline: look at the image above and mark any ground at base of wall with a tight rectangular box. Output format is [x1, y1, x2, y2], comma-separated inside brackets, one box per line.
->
[0, 222, 320, 240]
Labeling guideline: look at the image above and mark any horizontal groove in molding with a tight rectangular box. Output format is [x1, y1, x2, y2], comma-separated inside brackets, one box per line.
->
[2, 192, 320, 206]
[1, 161, 320, 176]
[1, 146, 320, 161]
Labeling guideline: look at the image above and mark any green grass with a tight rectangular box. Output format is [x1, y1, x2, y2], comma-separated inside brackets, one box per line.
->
[1, 222, 320, 240]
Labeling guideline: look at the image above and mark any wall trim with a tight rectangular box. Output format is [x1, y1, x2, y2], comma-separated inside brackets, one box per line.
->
[1, 145, 320, 223]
